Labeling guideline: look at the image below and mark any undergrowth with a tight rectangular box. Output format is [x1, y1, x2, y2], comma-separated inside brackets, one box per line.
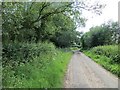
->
[3, 42, 72, 88]
[84, 45, 120, 77]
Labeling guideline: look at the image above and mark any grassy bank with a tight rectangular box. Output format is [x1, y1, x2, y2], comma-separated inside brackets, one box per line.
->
[84, 45, 120, 77]
[3, 42, 72, 88]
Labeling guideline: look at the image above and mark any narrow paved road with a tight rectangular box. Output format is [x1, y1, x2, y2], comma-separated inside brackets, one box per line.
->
[64, 52, 118, 88]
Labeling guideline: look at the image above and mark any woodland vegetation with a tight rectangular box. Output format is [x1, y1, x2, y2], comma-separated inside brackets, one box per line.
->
[2, 1, 119, 88]
[82, 21, 120, 77]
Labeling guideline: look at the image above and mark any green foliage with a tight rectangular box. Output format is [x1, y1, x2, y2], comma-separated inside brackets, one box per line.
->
[91, 45, 119, 64]
[2, 1, 105, 88]
[3, 42, 55, 67]
[84, 45, 120, 77]
[3, 46, 72, 88]
[2, 2, 104, 47]
[70, 47, 79, 51]
[2, 2, 83, 44]
[51, 30, 81, 47]
[81, 22, 119, 49]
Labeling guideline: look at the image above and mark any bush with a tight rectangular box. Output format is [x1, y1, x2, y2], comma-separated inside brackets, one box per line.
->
[91, 45, 119, 64]
[3, 42, 72, 88]
[2, 42, 56, 67]
[3, 48, 72, 88]
[84, 45, 120, 77]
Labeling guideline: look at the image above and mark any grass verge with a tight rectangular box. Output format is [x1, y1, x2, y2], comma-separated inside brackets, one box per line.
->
[3, 43, 72, 88]
[84, 50, 120, 78]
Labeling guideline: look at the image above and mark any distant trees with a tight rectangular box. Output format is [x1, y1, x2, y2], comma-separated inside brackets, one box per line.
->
[81, 21, 119, 49]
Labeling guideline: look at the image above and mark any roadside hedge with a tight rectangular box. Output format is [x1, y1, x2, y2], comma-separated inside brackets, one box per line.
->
[91, 45, 119, 64]
[2, 42, 56, 67]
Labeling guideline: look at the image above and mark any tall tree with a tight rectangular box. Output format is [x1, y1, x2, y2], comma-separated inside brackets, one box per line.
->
[2, 1, 105, 45]
[81, 21, 119, 49]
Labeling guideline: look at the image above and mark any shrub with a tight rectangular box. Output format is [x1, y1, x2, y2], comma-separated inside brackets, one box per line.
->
[91, 45, 119, 64]
[84, 45, 120, 77]
[3, 48, 72, 88]
[2, 42, 56, 67]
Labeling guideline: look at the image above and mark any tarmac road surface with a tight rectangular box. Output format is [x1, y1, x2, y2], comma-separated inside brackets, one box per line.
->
[64, 52, 118, 88]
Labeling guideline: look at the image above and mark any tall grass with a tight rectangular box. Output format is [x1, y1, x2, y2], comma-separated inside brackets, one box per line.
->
[3, 42, 72, 88]
[91, 45, 119, 64]
[84, 45, 120, 77]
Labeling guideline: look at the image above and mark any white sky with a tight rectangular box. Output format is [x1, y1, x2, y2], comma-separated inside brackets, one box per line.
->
[76, 0, 120, 33]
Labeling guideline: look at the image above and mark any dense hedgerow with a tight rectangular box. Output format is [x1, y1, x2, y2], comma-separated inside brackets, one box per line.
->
[2, 42, 55, 67]
[3, 42, 72, 88]
[91, 45, 119, 64]
[84, 45, 120, 77]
